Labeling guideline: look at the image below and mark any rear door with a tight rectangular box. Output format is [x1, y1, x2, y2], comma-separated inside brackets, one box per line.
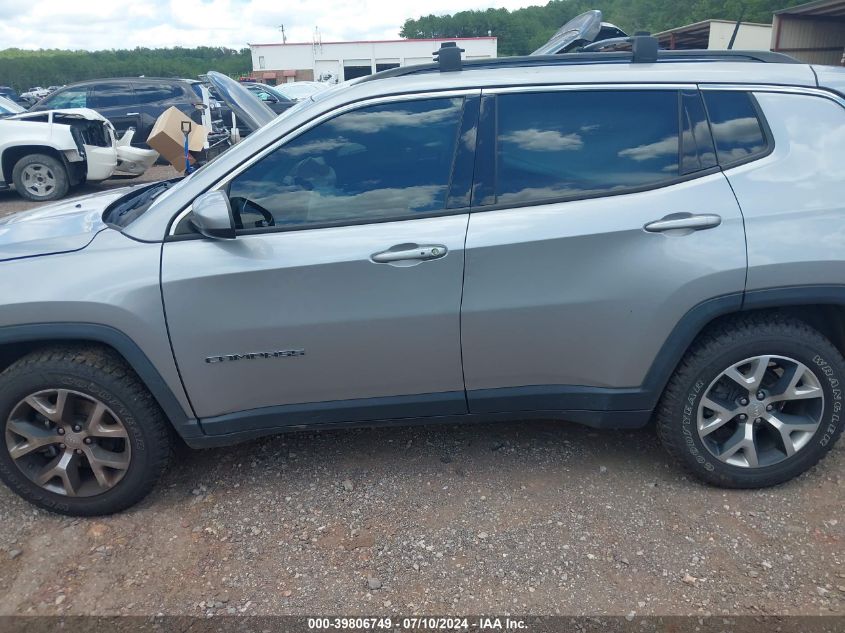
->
[162, 93, 479, 431]
[88, 81, 139, 141]
[461, 86, 748, 416]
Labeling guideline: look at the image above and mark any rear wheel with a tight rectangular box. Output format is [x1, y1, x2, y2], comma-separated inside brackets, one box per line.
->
[0, 347, 172, 515]
[656, 315, 845, 488]
[12, 153, 70, 201]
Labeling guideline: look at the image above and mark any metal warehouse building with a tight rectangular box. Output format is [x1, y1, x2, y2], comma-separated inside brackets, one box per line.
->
[249, 37, 497, 85]
[654, 20, 773, 51]
[772, 0, 845, 65]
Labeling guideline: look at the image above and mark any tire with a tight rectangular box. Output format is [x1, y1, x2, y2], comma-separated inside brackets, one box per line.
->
[656, 314, 845, 488]
[11, 153, 70, 201]
[0, 346, 172, 515]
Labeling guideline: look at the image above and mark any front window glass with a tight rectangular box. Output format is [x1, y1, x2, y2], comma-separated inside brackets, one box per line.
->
[45, 87, 87, 109]
[227, 97, 464, 230]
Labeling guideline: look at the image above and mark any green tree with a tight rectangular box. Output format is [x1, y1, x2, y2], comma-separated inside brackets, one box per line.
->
[401, 0, 798, 56]
[0, 47, 251, 93]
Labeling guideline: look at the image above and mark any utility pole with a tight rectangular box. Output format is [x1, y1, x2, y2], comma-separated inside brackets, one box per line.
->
[278, 24, 287, 44]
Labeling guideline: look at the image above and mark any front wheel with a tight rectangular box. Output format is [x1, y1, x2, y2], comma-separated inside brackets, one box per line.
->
[656, 315, 845, 488]
[12, 153, 70, 201]
[0, 347, 173, 515]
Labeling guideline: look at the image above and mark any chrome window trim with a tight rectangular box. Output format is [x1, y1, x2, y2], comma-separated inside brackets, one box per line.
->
[170, 83, 845, 236]
[169, 89, 480, 236]
[699, 84, 845, 109]
[482, 83, 698, 95]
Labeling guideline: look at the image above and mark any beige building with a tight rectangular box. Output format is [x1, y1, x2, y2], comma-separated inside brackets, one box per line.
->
[654, 19, 773, 51]
[249, 37, 498, 85]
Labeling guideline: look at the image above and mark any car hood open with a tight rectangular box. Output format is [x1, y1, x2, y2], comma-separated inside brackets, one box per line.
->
[206, 71, 275, 133]
[0, 189, 128, 262]
[532, 10, 604, 55]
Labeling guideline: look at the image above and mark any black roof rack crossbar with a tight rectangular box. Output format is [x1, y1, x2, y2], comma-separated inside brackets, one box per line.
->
[359, 48, 800, 84]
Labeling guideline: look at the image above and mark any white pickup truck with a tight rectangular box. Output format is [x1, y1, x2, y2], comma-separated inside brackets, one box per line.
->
[0, 96, 158, 202]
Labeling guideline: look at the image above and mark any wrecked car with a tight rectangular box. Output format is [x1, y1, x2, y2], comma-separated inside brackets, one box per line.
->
[531, 9, 629, 55]
[0, 101, 158, 201]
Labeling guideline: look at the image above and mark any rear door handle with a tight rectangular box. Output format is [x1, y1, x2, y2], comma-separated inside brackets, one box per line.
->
[644, 213, 722, 233]
[371, 243, 448, 264]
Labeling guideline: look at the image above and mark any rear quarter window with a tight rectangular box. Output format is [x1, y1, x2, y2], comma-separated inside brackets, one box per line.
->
[702, 91, 770, 167]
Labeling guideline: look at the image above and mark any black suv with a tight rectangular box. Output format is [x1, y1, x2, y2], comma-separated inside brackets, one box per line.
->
[30, 77, 203, 147]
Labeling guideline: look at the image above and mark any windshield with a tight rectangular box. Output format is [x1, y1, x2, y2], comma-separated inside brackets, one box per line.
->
[105, 179, 182, 228]
[0, 95, 24, 115]
[257, 84, 292, 102]
[247, 84, 293, 104]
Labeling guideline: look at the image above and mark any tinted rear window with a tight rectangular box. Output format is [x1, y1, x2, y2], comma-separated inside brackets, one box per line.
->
[134, 82, 185, 104]
[702, 91, 769, 166]
[495, 90, 682, 205]
[89, 83, 135, 108]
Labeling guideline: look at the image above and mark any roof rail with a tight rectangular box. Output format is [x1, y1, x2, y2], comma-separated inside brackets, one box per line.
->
[359, 47, 800, 84]
[434, 42, 465, 72]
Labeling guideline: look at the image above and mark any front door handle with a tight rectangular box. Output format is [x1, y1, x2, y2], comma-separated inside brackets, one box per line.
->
[125, 112, 140, 116]
[644, 213, 722, 234]
[371, 243, 448, 264]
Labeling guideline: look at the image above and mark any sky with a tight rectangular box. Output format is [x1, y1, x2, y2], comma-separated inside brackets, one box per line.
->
[0, 0, 541, 51]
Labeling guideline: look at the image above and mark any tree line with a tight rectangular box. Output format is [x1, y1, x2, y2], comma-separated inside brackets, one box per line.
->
[0, 47, 250, 92]
[401, 0, 800, 56]
[0, 1, 802, 91]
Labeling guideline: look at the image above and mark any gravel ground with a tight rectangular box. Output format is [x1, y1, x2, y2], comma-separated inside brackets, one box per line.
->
[0, 422, 842, 617]
[0, 168, 842, 619]
[0, 165, 179, 218]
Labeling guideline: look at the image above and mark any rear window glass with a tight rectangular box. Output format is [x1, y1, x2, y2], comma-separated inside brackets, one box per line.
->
[495, 90, 682, 205]
[702, 91, 769, 166]
[89, 83, 135, 108]
[134, 83, 184, 104]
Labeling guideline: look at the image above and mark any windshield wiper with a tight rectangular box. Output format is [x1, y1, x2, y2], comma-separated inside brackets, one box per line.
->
[108, 180, 176, 227]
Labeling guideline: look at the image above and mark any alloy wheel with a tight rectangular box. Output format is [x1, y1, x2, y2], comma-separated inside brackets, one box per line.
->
[5, 389, 131, 497]
[697, 355, 824, 468]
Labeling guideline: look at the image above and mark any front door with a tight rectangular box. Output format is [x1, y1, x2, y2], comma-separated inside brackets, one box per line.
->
[162, 94, 479, 432]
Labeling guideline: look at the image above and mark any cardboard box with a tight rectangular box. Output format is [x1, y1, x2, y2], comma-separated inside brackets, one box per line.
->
[146, 107, 208, 172]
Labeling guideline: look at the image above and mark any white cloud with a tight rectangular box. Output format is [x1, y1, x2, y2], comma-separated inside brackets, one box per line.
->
[617, 135, 678, 162]
[0, 0, 540, 50]
[501, 128, 583, 152]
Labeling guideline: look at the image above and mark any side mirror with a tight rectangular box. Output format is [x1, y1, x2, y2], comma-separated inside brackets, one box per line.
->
[190, 191, 236, 239]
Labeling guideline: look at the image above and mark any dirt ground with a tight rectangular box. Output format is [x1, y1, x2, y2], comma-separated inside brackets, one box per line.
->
[0, 422, 842, 617]
[0, 172, 842, 619]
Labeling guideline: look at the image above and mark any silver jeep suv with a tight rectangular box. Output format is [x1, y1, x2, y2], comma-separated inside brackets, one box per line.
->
[2, 41, 845, 515]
